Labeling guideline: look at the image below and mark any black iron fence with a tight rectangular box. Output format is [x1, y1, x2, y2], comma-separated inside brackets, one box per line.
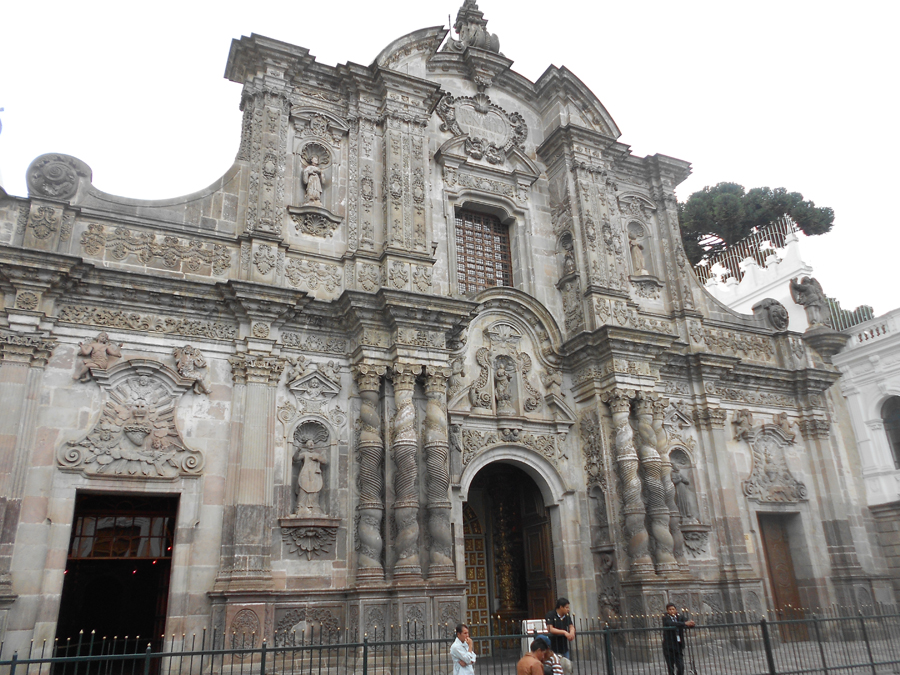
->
[3, 609, 900, 675]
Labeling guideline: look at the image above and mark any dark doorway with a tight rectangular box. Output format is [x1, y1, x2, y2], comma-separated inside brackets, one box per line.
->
[758, 513, 807, 640]
[55, 493, 178, 655]
[463, 463, 555, 634]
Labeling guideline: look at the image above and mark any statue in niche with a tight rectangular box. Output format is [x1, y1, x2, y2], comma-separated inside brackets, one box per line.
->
[74, 332, 123, 382]
[790, 276, 832, 327]
[563, 248, 577, 276]
[293, 423, 329, 515]
[303, 156, 324, 206]
[172, 345, 211, 395]
[671, 465, 699, 522]
[629, 231, 648, 275]
[494, 358, 515, 415]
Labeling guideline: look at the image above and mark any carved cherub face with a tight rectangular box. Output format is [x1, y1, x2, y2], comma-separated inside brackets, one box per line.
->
[97, 332, 109, 343]
[311, 156, 319, 166]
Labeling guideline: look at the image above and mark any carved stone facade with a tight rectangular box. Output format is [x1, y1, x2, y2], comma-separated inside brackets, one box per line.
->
[0, 2, 892, 655]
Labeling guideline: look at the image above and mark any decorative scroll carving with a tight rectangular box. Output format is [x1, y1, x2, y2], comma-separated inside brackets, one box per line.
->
[230, 609, 260, 650]
[254, 245, 278, 275]
[690, 324, 774, 361]
[80, 224, 231, 275]
[59, 360, 204, 478]
[285, 258, 342, 291]
[469, 347, 493, 409]
[27, 153, 89, 200]
[58, 304, 238, 340]
[282, 332, 346, 354]
[460, 427, 561, 467]
[435, 92, 527, 165]
[739, 423, 807, 503]
[275, 607, 340, 645]
[280, 522, 338, 560]
[517, 352, 542, 413]
[581, 410, 606, 491]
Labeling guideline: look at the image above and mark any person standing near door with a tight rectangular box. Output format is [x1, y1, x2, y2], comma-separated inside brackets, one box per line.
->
[662, 603, 695, 675]
[545, 597, 575, 660]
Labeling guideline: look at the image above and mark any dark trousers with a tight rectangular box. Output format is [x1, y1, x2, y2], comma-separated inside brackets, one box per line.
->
[663, 648, 684, 675]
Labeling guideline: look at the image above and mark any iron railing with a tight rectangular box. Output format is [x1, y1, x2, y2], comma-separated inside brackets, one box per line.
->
[693, 217, 798, 286]
[3, 609, 900, 675]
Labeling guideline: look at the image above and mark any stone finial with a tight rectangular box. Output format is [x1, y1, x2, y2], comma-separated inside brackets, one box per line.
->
[446, 0, 500, 53]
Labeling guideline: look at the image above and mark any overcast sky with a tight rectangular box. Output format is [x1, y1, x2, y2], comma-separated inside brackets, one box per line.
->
[1, 0, 897, 315]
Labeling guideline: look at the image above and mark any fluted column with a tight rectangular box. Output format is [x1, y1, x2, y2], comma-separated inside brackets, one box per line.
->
[224, 354, 284, 589]
[424, 366, 454, 579]
[0, 333, 55, 600]
[601, 388, 653, 575]
[652, 397, 687, 569]
[391, 363, 422, 581]
[353, 364, 387, 583]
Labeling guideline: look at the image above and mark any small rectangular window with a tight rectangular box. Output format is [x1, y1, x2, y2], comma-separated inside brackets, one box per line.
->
[455, 210, 512, 293]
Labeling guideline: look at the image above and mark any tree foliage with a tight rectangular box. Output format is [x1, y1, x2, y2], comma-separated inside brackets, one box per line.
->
[678, 183, 834, 264]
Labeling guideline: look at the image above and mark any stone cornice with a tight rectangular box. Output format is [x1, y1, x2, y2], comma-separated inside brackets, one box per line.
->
[0, 331, 57, 367]
[228, 353, 285, 386]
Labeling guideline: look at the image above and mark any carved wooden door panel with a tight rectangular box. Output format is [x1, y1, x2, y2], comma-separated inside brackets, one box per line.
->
[463, 504, 492, 655]
[759, 514, 807, 640]
[522, 491, 554, 619]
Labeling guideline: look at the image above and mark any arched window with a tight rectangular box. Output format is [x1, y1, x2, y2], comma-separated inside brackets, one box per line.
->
[455, 209, 512, 294]
[882, 397, 900, 469]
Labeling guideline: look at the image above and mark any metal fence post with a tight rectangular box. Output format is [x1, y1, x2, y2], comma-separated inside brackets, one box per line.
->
[811, 615, 828, 675]
[142, 644, 152, 675]
[857, 614, 877, 675]
[362, 636, 368, 675]
[9, 652, 17, 675]
[603, 624, 615, 675]
[259, 639, 267, 675]
[760, 619, 777, 675]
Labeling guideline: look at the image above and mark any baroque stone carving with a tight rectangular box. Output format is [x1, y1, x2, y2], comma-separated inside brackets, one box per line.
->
[581, 410, 607, 491]
[435, 91, 527, 165]
[27, 153, 89, 200]
[285, 258, 342, 291]
[58, 304, 238, 340]
[15, 292, 39, 311]
[60, 360, 204, 478]
[292, 422, 329, 515]
[254, 245, 278, 275]
[275, 607, 340, 644]
[790, 276, 832, 328]
[281, 524, 338, 560]
[282, 332, 346, 354]
[74, 332, 123, 382]
[353, 364, 387, 579]
[172, 345, 212, 395]
[753, 298, 790, 331]
[80, 224, 231, 275]
[739, 423, 807, 503]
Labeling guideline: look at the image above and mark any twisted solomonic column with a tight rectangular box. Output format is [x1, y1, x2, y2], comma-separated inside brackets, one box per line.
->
[635, 392, 677, 573]
[353, 364, 387, 582]
[424, 365, 454, 579]
[601, 388, 653, 575]
[652, 396, 688, 568]
[391, 363, 422, 581]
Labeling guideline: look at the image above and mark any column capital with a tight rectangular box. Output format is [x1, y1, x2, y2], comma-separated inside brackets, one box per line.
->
[424, 365, 452, 393]
[0, 331, 57, 368]
[693, 406, 727, 430]
[228, 353, 284, 386]
[601, 387, 635, 414]
[391, 362, 421, 390]
[352, 363, 386, 392]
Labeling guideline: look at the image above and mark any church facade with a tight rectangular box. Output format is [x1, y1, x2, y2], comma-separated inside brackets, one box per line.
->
[0, 1, 893, 656]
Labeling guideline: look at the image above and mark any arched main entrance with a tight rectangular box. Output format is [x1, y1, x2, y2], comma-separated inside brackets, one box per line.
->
[463, 463, 556, 638]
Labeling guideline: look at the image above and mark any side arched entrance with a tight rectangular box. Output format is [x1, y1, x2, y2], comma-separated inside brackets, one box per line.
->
[462, 463, 555, 640]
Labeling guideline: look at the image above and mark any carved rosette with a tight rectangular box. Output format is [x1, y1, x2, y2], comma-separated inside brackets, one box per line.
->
[634, 393, 676, 571]
[352, 364, 386, 580]
[26, 154, 90, 201]
[601, 388, 652, 574]
[424, 366, 454, 577]
[58, 359, 204, 478]
[279, 516, 341, 560]
[391, 363, 422, 579]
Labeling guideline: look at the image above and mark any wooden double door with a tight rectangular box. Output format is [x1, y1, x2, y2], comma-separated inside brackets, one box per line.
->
[758, 514, 808, 640]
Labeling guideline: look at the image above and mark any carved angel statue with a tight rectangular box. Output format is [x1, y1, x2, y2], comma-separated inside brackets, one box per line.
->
[294, 438, 328, 514]
[303, 156, 324, 206]
[494, 361, 514, 414]
[318, 360, 341, 384]
[671, 466, 699, 522]
[448, 357, 466, 393]
[285, 354, 310, 384]
[733, 409, 754, 441]
[173, 345, 212, 395]
[541, 369, 563, 397]
[790, 276, 832, 328]
[74, 332, 123, 382]
[773, 412, 796, 441]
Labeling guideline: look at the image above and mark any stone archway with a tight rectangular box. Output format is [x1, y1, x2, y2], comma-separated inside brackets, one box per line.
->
[462, 462, 556, 634]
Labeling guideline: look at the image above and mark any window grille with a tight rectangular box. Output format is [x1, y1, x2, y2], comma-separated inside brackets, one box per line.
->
[455, 210, 512, 295]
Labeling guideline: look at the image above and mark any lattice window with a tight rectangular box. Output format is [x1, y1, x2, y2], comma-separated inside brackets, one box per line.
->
[455, 210, 512, 295]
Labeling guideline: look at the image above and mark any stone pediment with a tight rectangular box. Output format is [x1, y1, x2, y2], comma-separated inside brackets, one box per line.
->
[435, 91, 528, 166]
[288, 370, 341, 400]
